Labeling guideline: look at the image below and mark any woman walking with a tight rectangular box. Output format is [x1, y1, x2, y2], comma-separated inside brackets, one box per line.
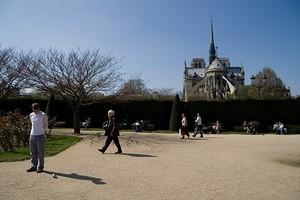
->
[181, 113, 190, 139]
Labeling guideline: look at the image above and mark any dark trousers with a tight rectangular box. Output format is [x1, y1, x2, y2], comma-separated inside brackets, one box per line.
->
[194, 124, 203, 137]
[181, 126, 190, 138]
[101, 136, 122, 153]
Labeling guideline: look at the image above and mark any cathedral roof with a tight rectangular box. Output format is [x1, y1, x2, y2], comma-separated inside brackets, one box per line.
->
[207, 58, 226, 72]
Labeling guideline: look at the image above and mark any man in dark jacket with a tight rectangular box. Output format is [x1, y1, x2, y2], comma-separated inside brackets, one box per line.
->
[98, 109, 122, 154]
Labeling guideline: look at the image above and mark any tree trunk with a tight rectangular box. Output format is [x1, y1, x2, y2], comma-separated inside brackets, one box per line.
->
[73, 105, 81, 134]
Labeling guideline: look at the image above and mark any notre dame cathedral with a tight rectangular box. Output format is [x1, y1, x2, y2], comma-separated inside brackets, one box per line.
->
[183, 21, 245, 101]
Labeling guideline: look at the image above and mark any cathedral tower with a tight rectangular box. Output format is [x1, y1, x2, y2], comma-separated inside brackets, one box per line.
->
[183, 19, 245, 101]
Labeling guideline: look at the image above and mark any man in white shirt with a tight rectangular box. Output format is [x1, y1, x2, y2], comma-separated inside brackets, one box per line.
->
[26, 103, 48, 173]
[193, 113, 203, 138]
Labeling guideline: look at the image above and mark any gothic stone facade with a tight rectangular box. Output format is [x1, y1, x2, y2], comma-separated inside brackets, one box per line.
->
[183, 22, 245, 101]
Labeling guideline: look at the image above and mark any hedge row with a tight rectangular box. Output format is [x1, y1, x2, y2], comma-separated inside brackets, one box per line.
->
[0, 97, 173, 130]
[0, 97, 299, 131]
[185, 99, 300, 132]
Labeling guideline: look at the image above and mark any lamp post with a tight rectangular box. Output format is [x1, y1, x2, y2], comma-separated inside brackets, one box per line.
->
[250, 74, 267, 99]
[286, 86, 291, 98]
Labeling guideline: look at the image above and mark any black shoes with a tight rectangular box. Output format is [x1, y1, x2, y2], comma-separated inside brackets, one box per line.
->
[98, 148, 105, 153]
[26, 167, 36, 172]
[193, 133, 204, 138]
[27, 167, 43, 173]
[98, 148, 122, 154]
[36, 168, 43, 173]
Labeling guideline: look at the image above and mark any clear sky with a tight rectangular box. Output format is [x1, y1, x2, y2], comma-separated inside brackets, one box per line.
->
[1, 0, 299, 96]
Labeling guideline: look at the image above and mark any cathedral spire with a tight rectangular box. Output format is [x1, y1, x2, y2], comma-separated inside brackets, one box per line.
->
[209, 18, 217, 65]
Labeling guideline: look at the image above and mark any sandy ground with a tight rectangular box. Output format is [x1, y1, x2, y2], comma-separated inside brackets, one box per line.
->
[0, 132, 300, 200]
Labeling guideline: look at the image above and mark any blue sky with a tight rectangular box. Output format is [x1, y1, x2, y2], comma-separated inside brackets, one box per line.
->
[1, 0, 299, 95]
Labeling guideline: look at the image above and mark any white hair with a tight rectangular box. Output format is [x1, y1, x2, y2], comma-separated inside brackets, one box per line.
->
[108, 109, 115, 117]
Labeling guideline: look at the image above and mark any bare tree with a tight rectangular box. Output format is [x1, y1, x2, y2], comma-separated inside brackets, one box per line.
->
[0, 47, 26, 98]
[117, 77, 176, 100]
[250, 67, 290, 99]
[24, 48, 121, 134]
[117, 78, 150, 97]
[152, 88, 175, 97]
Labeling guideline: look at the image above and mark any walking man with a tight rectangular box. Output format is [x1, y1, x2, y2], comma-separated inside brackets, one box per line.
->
[98, 109, 122, 154]
[193, 113, 203, 138]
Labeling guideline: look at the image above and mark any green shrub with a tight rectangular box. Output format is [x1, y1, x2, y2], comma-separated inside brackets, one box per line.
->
[0, 111, 30, 151]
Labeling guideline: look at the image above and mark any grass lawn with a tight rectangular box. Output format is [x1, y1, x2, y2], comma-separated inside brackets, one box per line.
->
[0, 135, 82, 162]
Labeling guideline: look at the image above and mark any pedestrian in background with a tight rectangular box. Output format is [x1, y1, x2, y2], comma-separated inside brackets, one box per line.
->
[180, 113, 190, 139]
[193, 113, 203, 138]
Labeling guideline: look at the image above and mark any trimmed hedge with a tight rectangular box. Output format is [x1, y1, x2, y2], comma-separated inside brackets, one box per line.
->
[1, 97, 300, 132]
[185, 99, 300, 132]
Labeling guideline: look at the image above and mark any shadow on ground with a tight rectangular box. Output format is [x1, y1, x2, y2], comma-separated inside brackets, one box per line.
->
[43, 170, 106, 185]
[101, 152, 157, 157]
[273, 158, 300, 168]
[122, 153, 157, 157]
[187, 138, 209, 140]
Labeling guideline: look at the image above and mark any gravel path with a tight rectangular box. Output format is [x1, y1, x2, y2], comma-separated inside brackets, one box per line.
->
[1, 133, 300, 200]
